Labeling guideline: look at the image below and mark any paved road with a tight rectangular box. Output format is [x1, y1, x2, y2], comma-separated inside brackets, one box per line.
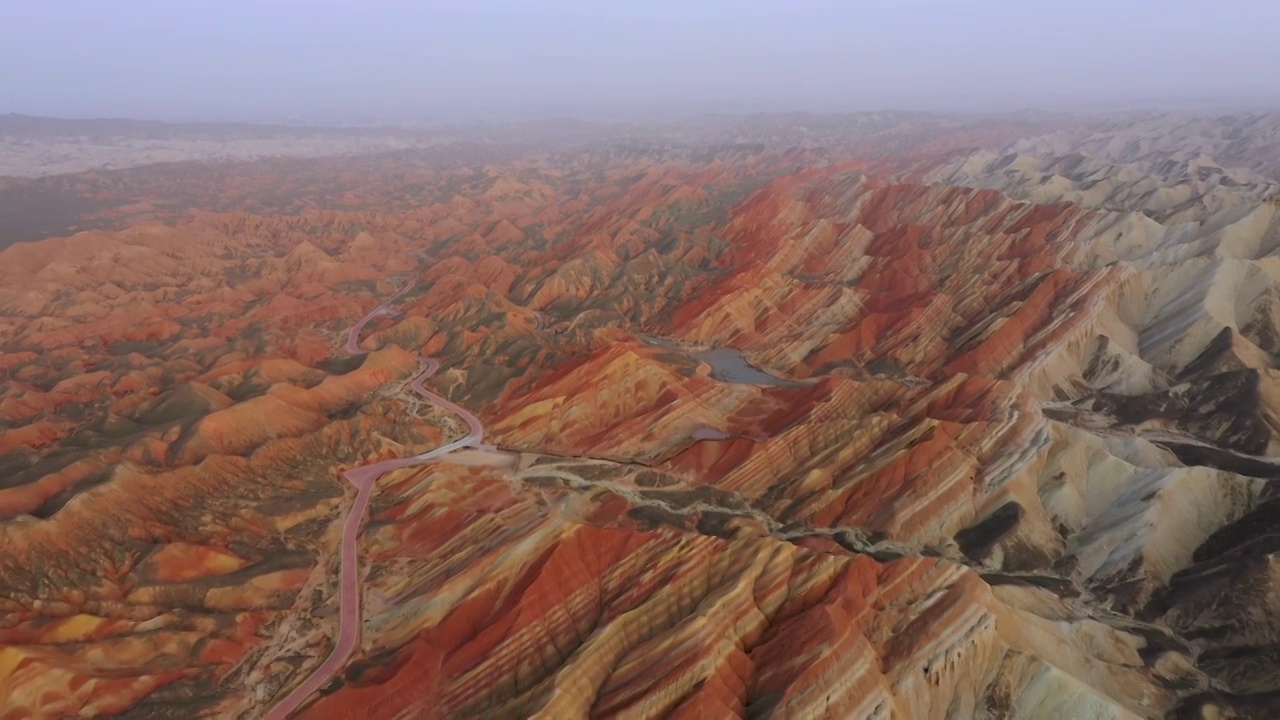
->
[268, 279, 483, 719]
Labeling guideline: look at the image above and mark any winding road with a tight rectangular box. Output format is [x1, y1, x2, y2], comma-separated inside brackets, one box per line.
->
[268, 279, 484, 719]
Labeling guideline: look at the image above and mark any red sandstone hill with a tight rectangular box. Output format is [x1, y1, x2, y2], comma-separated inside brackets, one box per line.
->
[4, 114, 1280, 718]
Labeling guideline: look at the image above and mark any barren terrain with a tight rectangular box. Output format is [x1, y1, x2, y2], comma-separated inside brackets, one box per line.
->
[3, 111, 1280, 719]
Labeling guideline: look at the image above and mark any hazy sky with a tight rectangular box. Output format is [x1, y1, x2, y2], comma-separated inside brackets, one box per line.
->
[2, 0, 1277, 121]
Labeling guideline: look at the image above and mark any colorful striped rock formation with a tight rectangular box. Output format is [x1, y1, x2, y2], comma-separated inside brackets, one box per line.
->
[2, 113, 1280, 718]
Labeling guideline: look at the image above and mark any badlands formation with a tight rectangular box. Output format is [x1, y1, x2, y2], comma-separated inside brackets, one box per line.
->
[1, 112, 1280, 718]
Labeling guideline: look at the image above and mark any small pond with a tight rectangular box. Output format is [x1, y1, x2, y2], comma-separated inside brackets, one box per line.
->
[640, 335, 810, 388]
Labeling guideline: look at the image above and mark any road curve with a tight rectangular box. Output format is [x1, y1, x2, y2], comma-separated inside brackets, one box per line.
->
[268, 279, 483, 719]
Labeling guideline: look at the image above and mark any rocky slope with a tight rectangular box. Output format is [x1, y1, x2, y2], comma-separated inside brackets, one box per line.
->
[1008, 112, 1280, 183]
[2, 113, 1280, 718]
[924, 149, 1279, 225]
